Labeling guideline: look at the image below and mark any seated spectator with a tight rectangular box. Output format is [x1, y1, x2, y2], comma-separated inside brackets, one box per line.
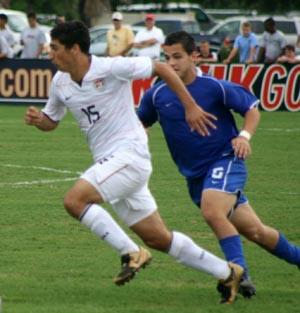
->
[223, 21, 258, 64]
[218, 37, 239, 63]
[195, 40, 217, 64]
[277, 45, 300, 63]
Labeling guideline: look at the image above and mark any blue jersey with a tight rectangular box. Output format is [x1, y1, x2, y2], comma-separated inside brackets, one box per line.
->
[137, 74, 259, 178]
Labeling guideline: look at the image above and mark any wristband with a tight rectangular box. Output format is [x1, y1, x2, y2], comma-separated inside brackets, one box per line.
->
[239, 130, 251, 141]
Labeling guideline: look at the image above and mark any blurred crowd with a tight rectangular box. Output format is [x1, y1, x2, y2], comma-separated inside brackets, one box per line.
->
[1, 11, 299, 65]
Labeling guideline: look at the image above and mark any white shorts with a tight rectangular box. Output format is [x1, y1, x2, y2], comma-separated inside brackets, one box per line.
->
[80, 148, 157, 226]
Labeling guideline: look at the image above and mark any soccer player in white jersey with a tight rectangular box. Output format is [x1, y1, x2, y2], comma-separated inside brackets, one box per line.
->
[25, 21, 244, 304]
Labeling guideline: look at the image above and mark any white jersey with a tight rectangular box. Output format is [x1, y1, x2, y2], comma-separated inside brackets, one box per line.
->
[42, 55, 153, 162]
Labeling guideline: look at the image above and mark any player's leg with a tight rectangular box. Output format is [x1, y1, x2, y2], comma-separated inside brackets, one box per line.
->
[201, 190, 248, 274]
[189, 155, 250, 278]
[190, 155, 255, 298]
[130, 210, 243, 304]
[64, 178, 140, 256]
[231, 203, 300, 267]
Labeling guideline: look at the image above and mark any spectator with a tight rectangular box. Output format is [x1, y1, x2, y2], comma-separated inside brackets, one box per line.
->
[20, 12, 47, 59]
[0, 36, 13, 59]
[277, 44, 300, 64]
[133, 14, 164, 60]
[257, 17, 287, 63]
[0, 13, 15, 49]
[106, 12, 135, 57]
[218, 37, 238, 63]
[223, 22, 258, 64]
[195, 40, 217, 64]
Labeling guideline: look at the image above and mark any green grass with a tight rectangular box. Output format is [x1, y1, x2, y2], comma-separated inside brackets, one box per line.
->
[0, 105, 299, 313]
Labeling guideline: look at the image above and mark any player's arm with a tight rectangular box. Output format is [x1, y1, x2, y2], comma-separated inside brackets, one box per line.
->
[153, 62, 217, 136]
[25, 106, 58, 131]
[232, 107, 260, 159]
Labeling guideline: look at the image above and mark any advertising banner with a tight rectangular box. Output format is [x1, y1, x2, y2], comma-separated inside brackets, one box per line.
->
[0, 60, 299, 111]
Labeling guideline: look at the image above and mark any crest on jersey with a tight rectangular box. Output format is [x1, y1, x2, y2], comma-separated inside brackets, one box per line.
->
[94, 78, 104, 89]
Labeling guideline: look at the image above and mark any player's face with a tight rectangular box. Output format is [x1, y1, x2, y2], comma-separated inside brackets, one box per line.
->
[163, 43, 195, 83]
[49, 39, 74, 72]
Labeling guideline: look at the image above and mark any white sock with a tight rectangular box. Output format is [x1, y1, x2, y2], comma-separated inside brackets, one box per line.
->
[80, 204, 139, 256]
[168, 231, 230, 280]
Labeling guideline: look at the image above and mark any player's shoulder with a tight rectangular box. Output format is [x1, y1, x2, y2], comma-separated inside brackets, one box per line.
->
[198, 74, 225, 89]
[52, 71, 71, 87]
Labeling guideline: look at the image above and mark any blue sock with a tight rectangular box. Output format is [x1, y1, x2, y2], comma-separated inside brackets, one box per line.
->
[271, 233, 300, 266]
[219, 235, 249, 279]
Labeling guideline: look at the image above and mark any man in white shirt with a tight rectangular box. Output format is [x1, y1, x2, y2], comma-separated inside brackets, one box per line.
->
[0, 13, 15, 48]
[0, 36, 13, 58]
[133, 14, 164, 60]
[24, 21, 243, 304]
[21, 12, 46, 59]
[257, 17, 287, 63]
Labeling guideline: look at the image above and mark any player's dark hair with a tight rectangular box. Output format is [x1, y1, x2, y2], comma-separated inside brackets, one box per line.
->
[51, 20, 90, 54]
[164, 31, 196, 55]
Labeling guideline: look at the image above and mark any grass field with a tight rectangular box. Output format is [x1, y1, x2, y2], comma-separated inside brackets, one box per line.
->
[0, 105, 299, 313]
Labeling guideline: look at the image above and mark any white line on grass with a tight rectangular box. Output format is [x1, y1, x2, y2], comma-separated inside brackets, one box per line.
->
[259, 128, 300, 132]
[0, 177, 77, 187]
[1, 163, 81, 175]
[0, 163, 80, 187]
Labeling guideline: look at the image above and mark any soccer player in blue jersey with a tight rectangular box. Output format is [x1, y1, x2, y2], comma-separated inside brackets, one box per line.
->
[137, 31, 300, 300]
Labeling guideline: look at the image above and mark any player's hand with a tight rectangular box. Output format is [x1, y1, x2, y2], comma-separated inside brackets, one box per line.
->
[231, 136, 252, 159]
[185, 106, 217, 136]
[25, 106, 43, 126]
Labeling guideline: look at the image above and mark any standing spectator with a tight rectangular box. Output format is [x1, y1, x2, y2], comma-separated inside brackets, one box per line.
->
[277, 44, 300, 64]
[106, 12, 135, 57]
[20, 12, 46, 59]
[223, 22, 258, 64]
[133, 14, 164, 60]
[257, 17, 286, 63]
[0, 13, 15, 48]
[195, 40, 218, 64]
[0, 36, 13, 59]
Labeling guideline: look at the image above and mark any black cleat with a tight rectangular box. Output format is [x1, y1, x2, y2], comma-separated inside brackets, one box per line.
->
[239, 277, 256, 298]
[113, 247, 152, 286]
[217, 262, 244, 304]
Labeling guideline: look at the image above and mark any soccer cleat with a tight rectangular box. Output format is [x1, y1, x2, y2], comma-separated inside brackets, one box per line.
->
[113, 247, 152, 286]
[217, 262, 244, 304]
[238, 277, 256, 298]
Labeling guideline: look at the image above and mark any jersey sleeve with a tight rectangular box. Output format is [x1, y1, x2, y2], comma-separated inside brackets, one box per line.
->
[137, 88, 158, 127]
[42, 82, 67, 122]
[221, 80, 260, 116]
[110, 56, 153, 80]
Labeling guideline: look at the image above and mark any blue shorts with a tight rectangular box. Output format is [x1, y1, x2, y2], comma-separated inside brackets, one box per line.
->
[187, 154, 248, 208]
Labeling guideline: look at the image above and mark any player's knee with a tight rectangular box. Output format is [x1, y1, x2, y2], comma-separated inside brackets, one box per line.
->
[63, 191, 84, 218]
[201, 206, 219, 224]
[143, 232, 172, 251]
[244, 225, 266, 244]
